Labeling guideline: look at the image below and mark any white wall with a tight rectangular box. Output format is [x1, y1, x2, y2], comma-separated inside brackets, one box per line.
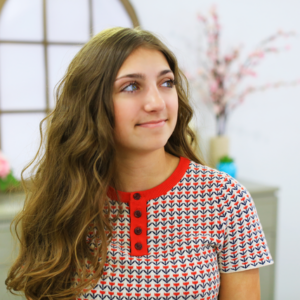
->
[130, 0, 300, 299]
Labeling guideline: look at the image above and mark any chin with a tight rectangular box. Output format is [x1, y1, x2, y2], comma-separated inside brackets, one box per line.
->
[139, 138, 170, 151]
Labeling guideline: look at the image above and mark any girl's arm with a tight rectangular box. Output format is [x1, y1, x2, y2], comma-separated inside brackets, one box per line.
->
[218, 268, 260, 300]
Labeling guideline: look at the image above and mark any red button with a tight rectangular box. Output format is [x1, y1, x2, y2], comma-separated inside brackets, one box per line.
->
[135, 242, 142, 250]
[134, 227, 142, 235]
[133, 193, 141, 200]
[134, 210, 142, 218]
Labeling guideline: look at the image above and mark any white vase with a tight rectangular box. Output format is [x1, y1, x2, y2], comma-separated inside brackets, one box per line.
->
[209, 135, 229, 168]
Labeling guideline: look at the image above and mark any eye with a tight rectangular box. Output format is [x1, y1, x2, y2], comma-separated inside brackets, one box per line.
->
[122, 82, 139, 93]
[161, 79, 176, 88]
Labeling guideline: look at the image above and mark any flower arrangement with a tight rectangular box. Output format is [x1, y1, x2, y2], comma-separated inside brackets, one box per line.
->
[192, 6, 299, 135]
[0, 150, 20, 192]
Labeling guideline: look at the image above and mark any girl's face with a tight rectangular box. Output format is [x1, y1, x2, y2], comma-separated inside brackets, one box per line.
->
[112, 47, 178, 155]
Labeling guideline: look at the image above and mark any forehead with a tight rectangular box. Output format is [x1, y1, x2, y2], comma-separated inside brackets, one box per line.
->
[116, 47, 170, 76]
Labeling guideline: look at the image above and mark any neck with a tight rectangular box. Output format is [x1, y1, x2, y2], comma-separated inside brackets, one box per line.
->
[114, 149, 180, 193]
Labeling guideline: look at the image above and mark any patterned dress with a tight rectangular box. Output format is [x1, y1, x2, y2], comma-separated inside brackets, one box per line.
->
[76, 156, 273, 300]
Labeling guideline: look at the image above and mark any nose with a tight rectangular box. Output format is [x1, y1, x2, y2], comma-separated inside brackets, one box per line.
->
[143, 84, 166, 112]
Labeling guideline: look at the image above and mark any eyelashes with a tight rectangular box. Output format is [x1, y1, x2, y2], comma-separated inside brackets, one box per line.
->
[162, 79, 177, 88]
[122, 82, 139, 93]
[122, 79, 177, 93]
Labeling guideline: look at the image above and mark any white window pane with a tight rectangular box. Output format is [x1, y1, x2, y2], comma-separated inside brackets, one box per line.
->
[0, 0, 43, 41]
[1, 113, 46, 180]
[92, 0, 133, 35]
[47, 45, 82, 109]
[0, 44, 46, 110]
[47, 0, 89, 42]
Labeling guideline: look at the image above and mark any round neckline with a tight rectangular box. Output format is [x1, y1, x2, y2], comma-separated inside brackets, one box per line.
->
[107, 156, 191, 203]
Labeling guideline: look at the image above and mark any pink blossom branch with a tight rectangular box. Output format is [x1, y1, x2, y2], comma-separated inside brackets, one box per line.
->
[195, 6, 299, 128]
[232, 79, 300, 106]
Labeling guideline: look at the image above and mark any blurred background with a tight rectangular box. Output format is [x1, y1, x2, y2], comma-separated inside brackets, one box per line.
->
[0, 0, 299, 299]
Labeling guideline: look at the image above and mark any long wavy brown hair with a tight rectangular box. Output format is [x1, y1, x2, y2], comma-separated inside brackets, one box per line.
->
[5, 27, 205, 300]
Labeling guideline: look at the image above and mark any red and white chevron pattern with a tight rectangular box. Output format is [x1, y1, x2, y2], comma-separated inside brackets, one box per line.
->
[74, 157, 273, 300]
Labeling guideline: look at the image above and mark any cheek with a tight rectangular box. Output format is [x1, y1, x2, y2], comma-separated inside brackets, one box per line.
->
[167, 94, 179, 122]
[113, 100, 136, 133]
[173, 97, 179, 114]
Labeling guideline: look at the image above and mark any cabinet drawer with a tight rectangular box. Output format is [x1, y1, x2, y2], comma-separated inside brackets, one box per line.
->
[252, 195, 277, 232]
[0, 223, 19, 266]
[0, 223, 25, 300]
[259, 232, 276, 300]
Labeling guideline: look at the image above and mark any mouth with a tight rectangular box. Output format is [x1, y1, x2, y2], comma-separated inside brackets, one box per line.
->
[136, 119, 167, 128]
[137, 119, 167, 126]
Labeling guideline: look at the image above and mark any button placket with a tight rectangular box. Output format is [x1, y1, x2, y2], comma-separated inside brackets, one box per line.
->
[130, 192, 147, 256]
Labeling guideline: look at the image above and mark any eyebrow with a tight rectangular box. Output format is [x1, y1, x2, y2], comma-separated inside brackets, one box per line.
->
[115, 69, 173, 81]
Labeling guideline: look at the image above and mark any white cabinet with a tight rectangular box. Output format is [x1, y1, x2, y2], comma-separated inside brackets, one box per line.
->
[0, 193, 25, 300]
[240, 180, 278, 300]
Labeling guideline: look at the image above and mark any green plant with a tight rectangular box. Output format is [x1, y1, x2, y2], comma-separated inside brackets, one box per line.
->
[219, 155, 234, 163]
[0, 171, 21, 192]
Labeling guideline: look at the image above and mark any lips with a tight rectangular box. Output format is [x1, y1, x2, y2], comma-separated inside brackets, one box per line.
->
[137, 119, 167, 125]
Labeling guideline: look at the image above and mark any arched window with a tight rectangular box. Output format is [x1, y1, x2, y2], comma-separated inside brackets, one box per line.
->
[0, 0, 139, 180]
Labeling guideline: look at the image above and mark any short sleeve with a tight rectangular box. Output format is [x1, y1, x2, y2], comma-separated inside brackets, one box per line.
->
[217, 175, 274, 273]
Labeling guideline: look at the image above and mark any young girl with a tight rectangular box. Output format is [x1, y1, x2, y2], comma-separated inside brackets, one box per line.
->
[6, 27, 273, 300]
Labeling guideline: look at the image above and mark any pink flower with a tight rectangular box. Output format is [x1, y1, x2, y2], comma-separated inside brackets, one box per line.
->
[208, 35, 215, 43]
[197, 13, 206, 22]
[215, 23, 222, 30]
[250, 50, 265, 58]
[266, 47, 278, 52]
[224, 55, 232, 63]
[213, 105, 221, 115]
[210, 5, 217, 16]
[241, 69, 257, 77]
[210, 81, 218, 93]
[0, 151, 10, 179]
[239, 97, 245, 104]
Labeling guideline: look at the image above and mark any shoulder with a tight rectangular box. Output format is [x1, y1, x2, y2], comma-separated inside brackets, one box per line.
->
[186, 159, 250, 203]
[187, 159, 237, 186]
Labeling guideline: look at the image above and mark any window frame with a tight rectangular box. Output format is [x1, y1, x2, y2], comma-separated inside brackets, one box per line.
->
[0, 0, 139, 149]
